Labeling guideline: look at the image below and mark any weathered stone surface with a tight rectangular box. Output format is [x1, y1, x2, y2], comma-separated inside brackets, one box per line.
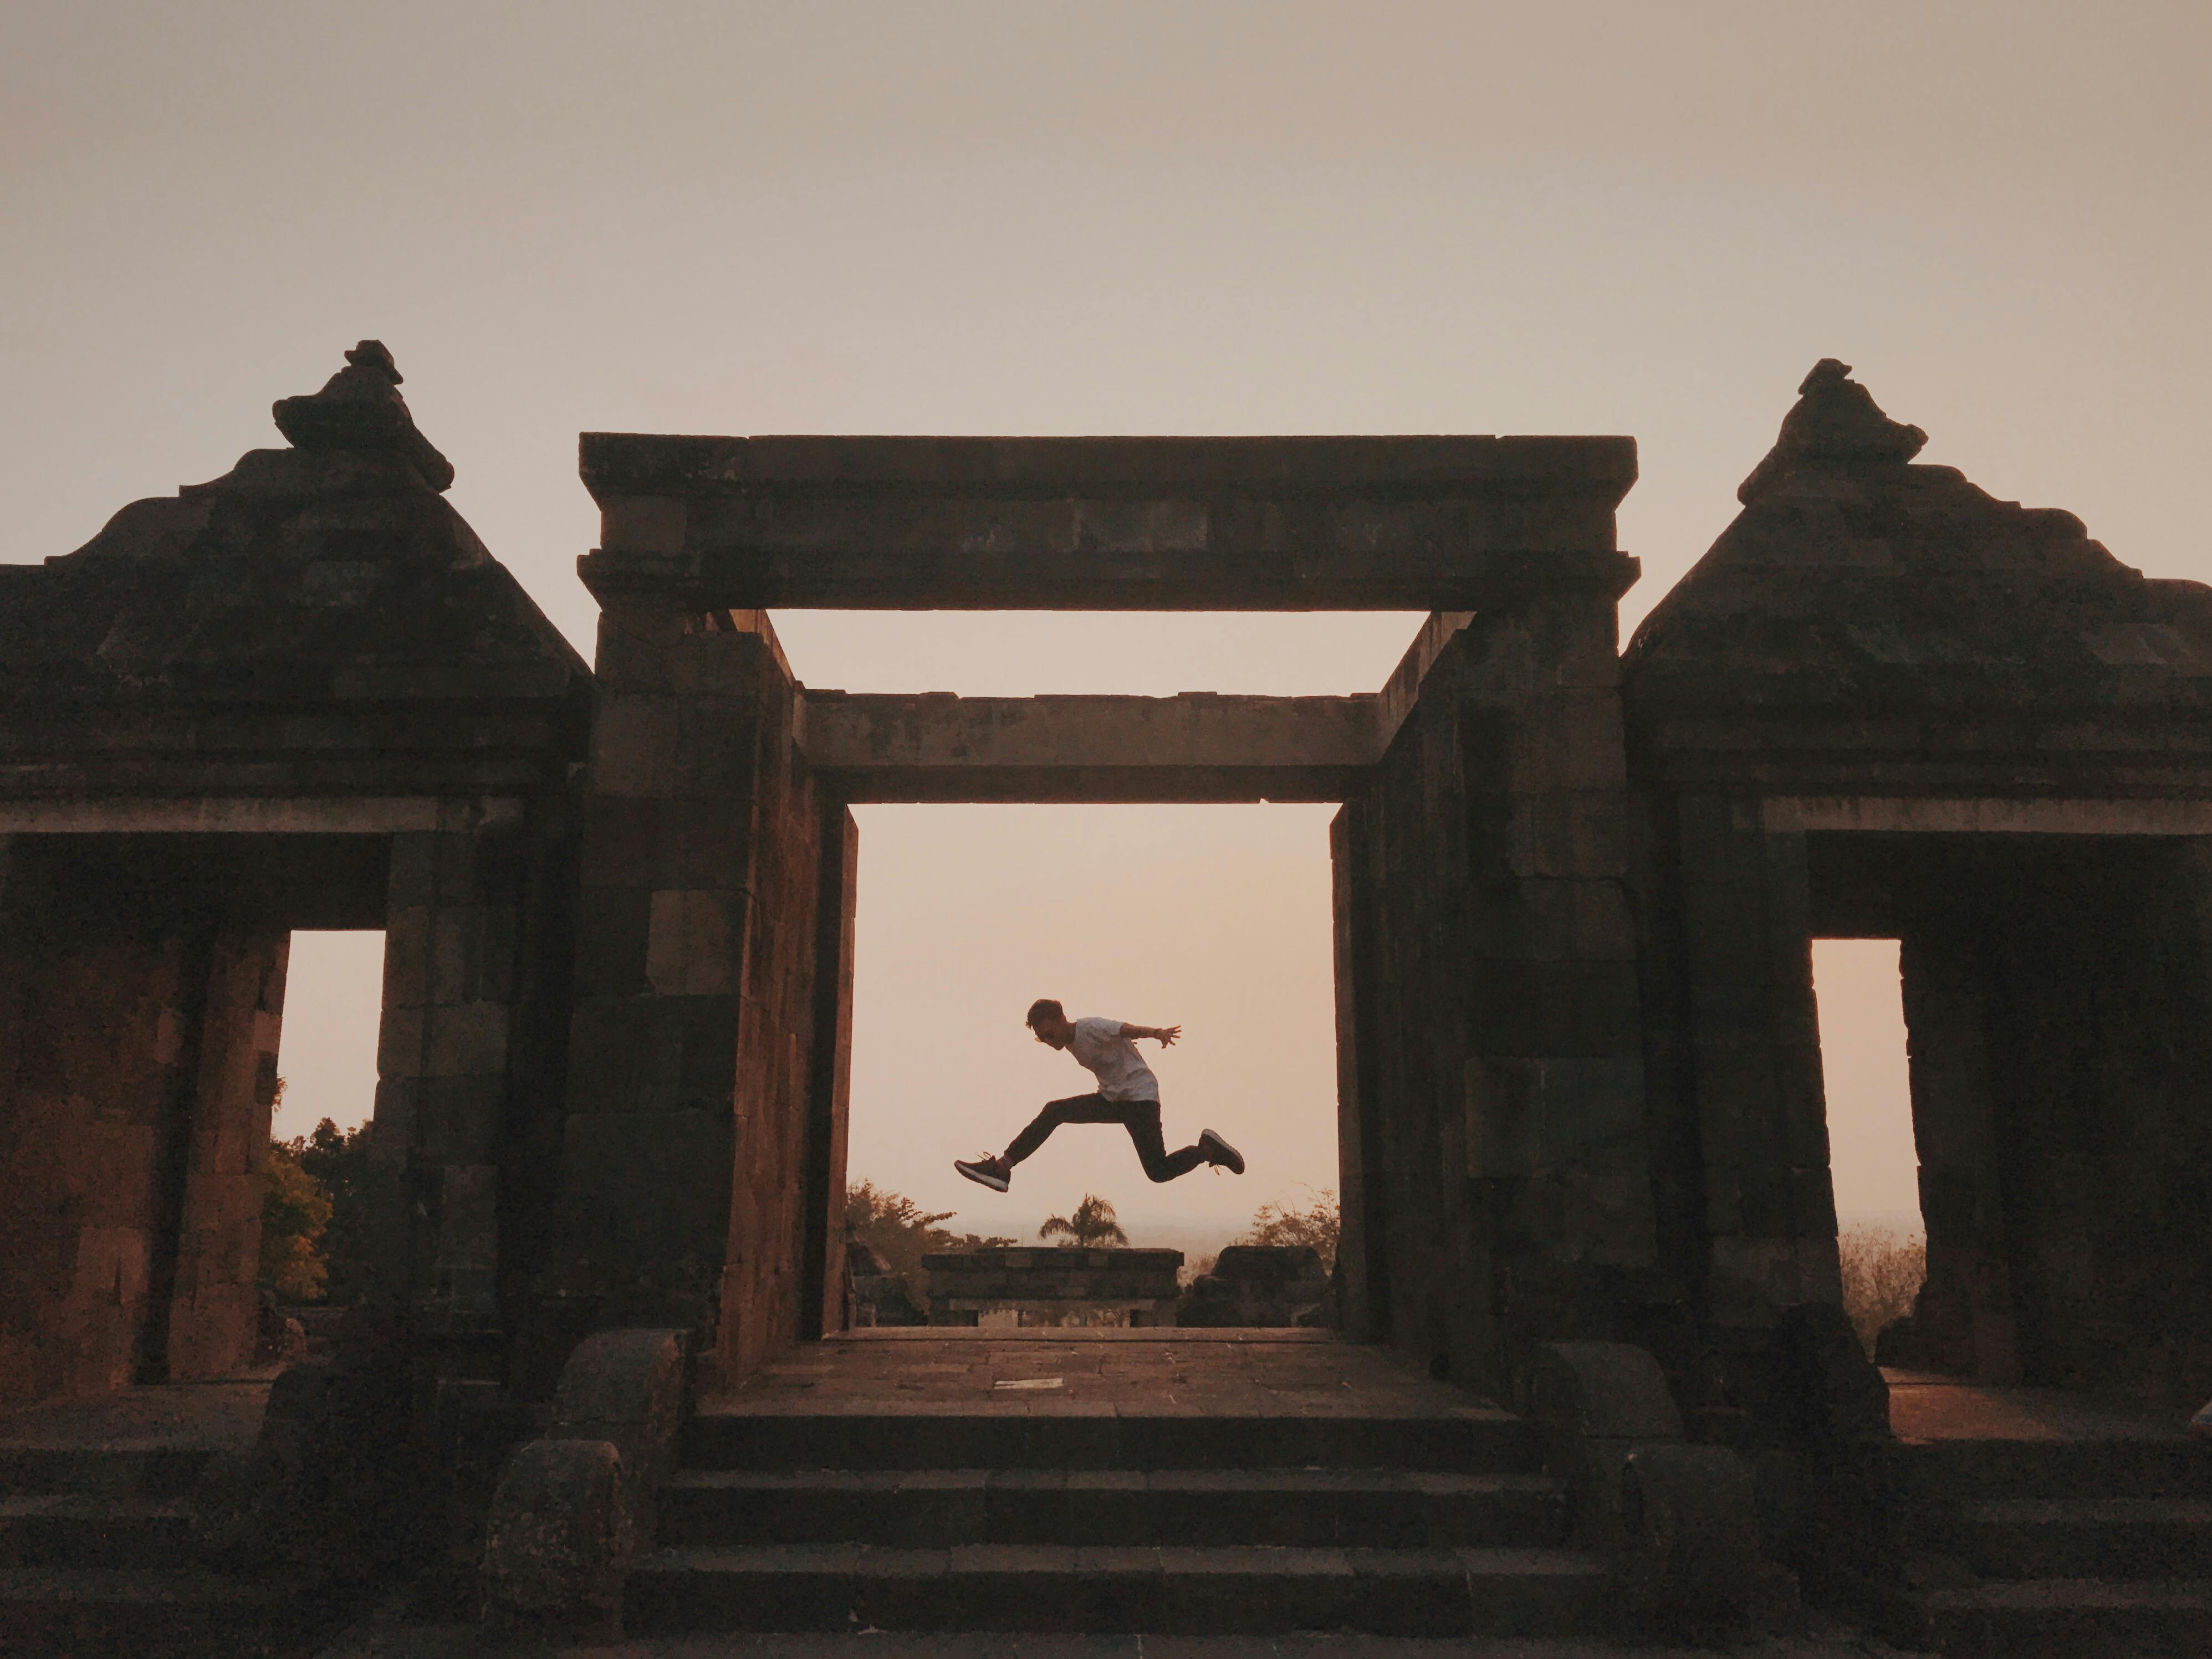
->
[479, 1436, 631, 1626]
[578, 433, 1638, 611]
[479, 1328, 691, 1634]
[799, 691, 1380, 802]
[1616, 1441, 1797, 1636]
[1178, 1246, 1331, 1328]
[271, 337, 456, 493]
[924, 1248, 1183, 1325]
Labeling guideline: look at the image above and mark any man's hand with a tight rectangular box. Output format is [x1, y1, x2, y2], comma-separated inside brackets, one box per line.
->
[1126, 1023, 1181, 1047]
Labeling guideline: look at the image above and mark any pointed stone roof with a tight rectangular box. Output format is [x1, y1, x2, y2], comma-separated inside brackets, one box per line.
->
[0, 344, 591, 800]
[1622, 361, 2212, 795]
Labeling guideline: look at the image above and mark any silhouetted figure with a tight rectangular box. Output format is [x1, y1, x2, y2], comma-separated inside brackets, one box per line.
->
[955, 999, 1243, 1192]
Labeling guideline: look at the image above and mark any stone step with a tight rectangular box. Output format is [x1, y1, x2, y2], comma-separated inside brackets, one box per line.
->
[1918, 1576, 2212, 1657]
[1945, 1498, 2212, 1582]
[658, 1467, 1569, 1549]
[0, 1566, 327, 1656]
[0, 1494, 200, 1568]
[625, 1542, 1611, 1637]
[683, 1412, 1542, 1473]
[0, 1444, 214, 1499]
[1893, 1439, 2212, 1502]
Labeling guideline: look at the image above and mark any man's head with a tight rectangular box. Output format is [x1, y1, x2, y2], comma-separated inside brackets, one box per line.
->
[1025, 997, 1074, 1048]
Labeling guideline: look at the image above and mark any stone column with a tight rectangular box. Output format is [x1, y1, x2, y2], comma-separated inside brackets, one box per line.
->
[1897, 918, 2017, 1381]
[1673, 797, 1840, 1310]
[1455, 592, 1655, 1351]
[798, 805, 857, 1340]
[545, 607, 807, 1379]
[1329, 801, 1386, 1344]
[375, 804, 528, 1353]
[162, 925, 288, 1380]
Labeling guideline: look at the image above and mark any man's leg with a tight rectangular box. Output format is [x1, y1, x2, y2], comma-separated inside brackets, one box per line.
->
[1003, 1093, 1118, 1168]
[1119, 1103, 1211, 1183]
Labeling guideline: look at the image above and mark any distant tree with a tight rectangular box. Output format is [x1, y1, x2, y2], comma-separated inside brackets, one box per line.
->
[1039, 1194, 1129, 1248]
[260, 1129, 333, 1302]
[846, 1180, 1014, 1309]
[1239, 1187, 1340, 1268]
[1838, 1223, 1926, 1356]
[289, 1115, 391, 1304]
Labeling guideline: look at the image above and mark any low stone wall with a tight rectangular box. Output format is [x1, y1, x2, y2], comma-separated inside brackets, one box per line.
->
[1178, 1246, 1331, 1328]
[922, 1248, 1182, 1325]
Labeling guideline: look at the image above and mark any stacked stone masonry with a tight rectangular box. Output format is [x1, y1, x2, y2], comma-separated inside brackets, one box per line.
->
[6, 347, 2212, 1647]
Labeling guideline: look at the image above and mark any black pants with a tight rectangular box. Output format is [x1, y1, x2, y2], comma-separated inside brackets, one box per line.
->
[1003, 1093, 1209, 1183]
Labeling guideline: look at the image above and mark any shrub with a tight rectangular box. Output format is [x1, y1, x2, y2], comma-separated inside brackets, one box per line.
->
[846, 1180, 1013, 1310]
[1239, 1187, 1340, 1269]
[260, 1138, 333, 1301]
[1838, 1223, 1926, 1356]
[293, 1117, 392, 1305]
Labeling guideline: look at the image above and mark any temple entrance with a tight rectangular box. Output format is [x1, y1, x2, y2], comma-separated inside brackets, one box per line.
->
[842, 801, 1343, 1327]
[0, 832, 386, 1400]
[1805, 828, 2212, 1393]
[1810, 939, 1924, 1361]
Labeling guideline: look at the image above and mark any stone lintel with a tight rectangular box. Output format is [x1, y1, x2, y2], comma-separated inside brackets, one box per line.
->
[1765, 796, 2212, 836]
[0, 795, 527, 834]
[798, 692, 1379, 803]
[578, 434, 1638, 611]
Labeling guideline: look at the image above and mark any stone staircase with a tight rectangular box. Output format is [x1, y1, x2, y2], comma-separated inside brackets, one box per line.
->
[0, 1382, 334, 1656]
[625, 1334, 1613, 1637]
[0, 1435, 319, 1655]
[1888, 1435, 2212, 1655]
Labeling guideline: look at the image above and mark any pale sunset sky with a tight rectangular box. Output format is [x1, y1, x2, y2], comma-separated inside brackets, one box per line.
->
[6, 4, 2206, 1239]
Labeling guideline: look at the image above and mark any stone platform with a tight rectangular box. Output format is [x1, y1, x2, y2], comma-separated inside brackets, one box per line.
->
[1872, 1370, 2212, 1655]
[639, 1332, 1600, 1637]
[703, 1329, 1452, 1421]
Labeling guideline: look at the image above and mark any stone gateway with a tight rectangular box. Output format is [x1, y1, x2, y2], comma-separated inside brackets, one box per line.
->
[4, 346, 2209, 1648]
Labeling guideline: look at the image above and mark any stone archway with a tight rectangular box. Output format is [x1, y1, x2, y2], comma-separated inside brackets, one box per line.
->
[543, 433, 1653, 1396]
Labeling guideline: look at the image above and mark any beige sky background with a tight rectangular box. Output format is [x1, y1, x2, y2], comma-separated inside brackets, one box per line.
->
[8, 3, 2206, 1234]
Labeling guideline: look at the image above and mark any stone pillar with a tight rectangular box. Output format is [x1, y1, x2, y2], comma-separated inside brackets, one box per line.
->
[2164, 839, 2212, 1405]
[546, 607, 824, 1384]
[1896, 918, 2016, 1380]
[1329, 801, 1386, 1343]
[376, 804, 528, 1353]
[799, 805, 857, 1340]
[0, 839, 195, 1405]
[1455, 592, 1655, 1356]
[162, 925, 288, 1380]
[1673, 798, 1839, 1311]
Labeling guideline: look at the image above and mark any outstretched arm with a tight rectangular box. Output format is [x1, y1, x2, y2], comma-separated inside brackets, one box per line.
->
[1120, 1022, 1181, 1046]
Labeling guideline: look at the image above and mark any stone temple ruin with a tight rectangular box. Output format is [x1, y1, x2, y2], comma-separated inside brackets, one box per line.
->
[2, 348, 2209, 1649]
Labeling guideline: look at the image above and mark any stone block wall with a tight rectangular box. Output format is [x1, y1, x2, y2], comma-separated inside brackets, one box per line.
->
[922, 1248, 1183, 1323]
[1334, 596, 1654, 1392]
[546, 608, 851, 1389]
[373, 804, 567, 1362]
[1664, 800, 1838, 1315]
[0, 837, 288, 1407]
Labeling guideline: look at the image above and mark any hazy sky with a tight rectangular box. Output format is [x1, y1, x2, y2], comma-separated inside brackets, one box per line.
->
[11, 4, 2206, 1232]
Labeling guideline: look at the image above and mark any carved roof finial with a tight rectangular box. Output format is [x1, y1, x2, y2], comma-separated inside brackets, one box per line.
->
[1738, 359, 1928, 505]
[270, 340, 453, 491]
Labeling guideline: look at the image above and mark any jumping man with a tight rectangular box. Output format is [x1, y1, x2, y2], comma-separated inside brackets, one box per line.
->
[953, 999, 1245, 1192]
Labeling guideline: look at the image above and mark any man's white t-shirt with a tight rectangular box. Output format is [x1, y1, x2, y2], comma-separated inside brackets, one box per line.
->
[1067, 1016, 1159, 1103]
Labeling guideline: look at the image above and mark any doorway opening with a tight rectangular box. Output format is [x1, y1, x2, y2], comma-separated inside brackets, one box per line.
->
[842, 802, 1343, 1328]
[268, 930, 388, 1315]
[1811, 938, 1924, 1360]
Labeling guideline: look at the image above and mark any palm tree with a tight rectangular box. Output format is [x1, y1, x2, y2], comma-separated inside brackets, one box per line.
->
[1038, 1194, 1129, 1248]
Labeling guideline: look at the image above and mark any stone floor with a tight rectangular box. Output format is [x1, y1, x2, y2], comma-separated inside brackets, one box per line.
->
[319, 1608, 1931, 1658]
[1882, 1369, 2199, 1444]
[0, 1375, 273, 1453]
[699, 1330, 1502, 1422]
